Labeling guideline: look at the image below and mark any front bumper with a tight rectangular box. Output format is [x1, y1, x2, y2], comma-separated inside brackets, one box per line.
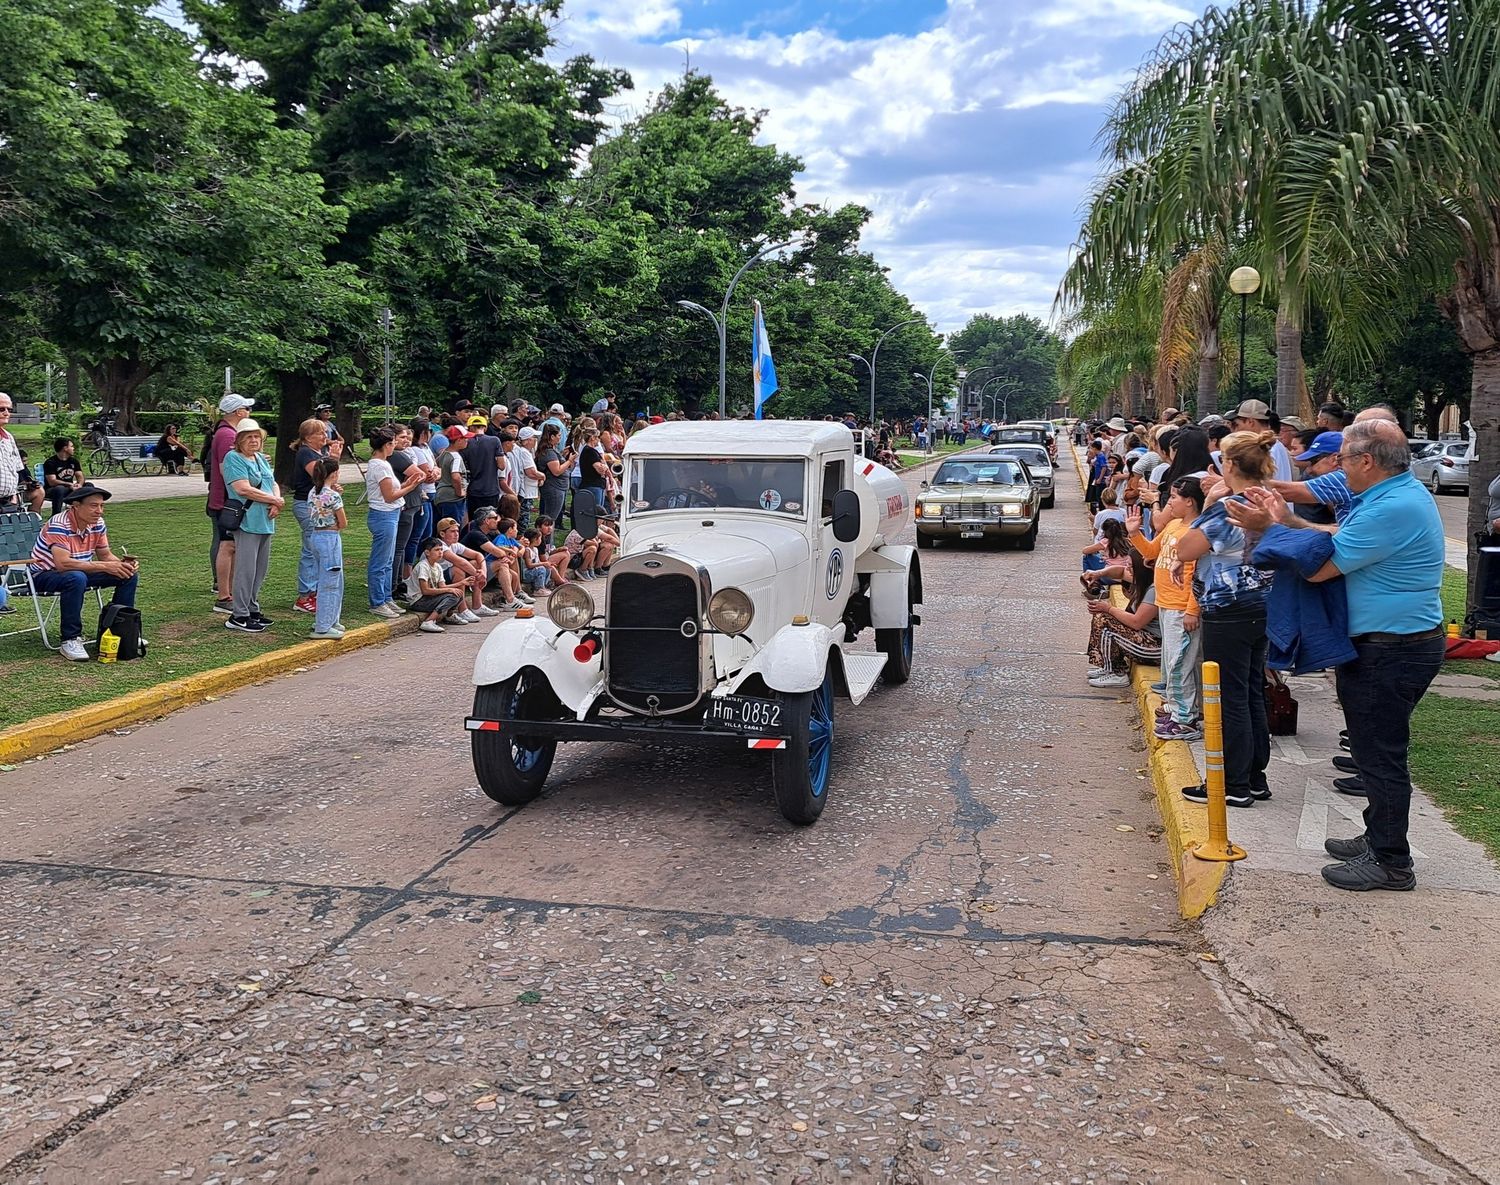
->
[916, 519, 1032, 539]
[465, 715, 789, 750]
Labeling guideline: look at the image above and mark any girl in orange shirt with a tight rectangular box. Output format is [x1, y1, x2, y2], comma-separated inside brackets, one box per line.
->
[1128, 476, 1206, 740]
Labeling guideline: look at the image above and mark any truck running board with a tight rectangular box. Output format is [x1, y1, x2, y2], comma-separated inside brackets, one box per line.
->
[842, 653, 888, 706]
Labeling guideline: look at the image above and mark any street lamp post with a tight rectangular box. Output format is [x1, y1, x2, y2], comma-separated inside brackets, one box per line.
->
[676, 238, 795, 418]
[850, 318, 922, 428]
[1228, 266, 1261, 414]
[980, 378, 1022, 424]
[957, 364, 1000, 420]
[912, 358, 945, 454]
[379, 306, 394, 421]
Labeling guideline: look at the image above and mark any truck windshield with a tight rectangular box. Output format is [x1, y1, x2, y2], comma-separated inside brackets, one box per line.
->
[628, 457, 807, 516]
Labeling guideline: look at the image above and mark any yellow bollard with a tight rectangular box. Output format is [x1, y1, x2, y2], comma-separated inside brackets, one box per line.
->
[1190, 660, 1247, 863]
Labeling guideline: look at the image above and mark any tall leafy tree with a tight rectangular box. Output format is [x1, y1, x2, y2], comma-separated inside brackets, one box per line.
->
[947, 314, 1063, 422]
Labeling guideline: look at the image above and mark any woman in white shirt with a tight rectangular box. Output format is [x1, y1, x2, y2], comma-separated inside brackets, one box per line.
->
[365, 428, 423, 617]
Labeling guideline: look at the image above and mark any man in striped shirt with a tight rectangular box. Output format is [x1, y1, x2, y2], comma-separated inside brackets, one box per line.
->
[28, 483, 139, 661]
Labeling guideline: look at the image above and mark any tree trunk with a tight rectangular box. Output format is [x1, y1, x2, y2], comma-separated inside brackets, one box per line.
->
[272, 370, 316, 488]
[65, 358, 82, 411]
[1420, 392, 1444, 439]
[1274, 311, 1302, 418]
[1196, 323, 1220, 417]
[1465, 348, 1500, 614]
[1127, 373, 1144, 418]
[86, 357, 157, 433]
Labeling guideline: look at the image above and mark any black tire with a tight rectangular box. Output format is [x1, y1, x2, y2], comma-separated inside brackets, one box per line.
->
[875, 567, 917, 685]
[1042, 494, 1055, 510]
[771, 668, 835, 825]
[916, 530, 934, 549]
[1018, 517, 1038, 551]
[471, 670, 559, 806]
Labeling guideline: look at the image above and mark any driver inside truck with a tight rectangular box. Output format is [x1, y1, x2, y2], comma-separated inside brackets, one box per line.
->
[681, 460, 743, 508]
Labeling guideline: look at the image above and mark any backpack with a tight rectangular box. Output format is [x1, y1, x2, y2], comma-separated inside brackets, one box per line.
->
[97, 603, 147, 660]
[200, 421, 224, 483]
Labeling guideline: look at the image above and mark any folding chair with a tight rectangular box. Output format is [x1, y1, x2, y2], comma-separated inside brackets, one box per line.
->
[0, 511, 103, 650]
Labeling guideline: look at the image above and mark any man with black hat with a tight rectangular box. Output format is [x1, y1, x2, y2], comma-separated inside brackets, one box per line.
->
[27, 484, 140, 661]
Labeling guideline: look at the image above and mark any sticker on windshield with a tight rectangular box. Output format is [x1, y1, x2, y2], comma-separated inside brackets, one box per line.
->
[758, 489, 783, 511]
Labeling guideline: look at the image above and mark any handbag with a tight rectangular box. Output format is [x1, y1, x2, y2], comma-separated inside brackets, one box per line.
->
[1264, 670, 1298, 736]
[217, 499, 247, 532]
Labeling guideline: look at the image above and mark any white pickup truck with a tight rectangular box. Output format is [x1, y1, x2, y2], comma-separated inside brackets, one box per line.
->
[465, 421, 921, 824]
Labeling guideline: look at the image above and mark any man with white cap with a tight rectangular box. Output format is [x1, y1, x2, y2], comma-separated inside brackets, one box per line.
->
[514, 425, 543, 528]
[543, 403, 569, 448]
[1231, 399, 1294, 481]
[207, 393, 254, 613]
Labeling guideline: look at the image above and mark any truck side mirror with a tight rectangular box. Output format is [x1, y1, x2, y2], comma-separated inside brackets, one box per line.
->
[831, 489, 861, 543]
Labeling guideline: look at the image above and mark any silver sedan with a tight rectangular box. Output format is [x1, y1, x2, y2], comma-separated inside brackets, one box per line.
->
[1412, 441, 1471, 494]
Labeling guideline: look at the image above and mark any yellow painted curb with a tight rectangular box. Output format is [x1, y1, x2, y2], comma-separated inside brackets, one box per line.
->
[1106, 587, 1227, 918]
[0, 617, 406, 765]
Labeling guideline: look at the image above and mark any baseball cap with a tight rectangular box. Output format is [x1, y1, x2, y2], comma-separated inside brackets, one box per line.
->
[445, 425, 470, 442]
[466, 414, 489, 429]
[635, 412, 647, 420]
[649, 415, 664, 424]
[1295, 431, 1342, 463]
[1281, 415, 1308, 431]
[1232, 399, 1271, 422]
[518, 426, 539, 441]
[219, 393, 255, 413]
[549, 402, 566, 415]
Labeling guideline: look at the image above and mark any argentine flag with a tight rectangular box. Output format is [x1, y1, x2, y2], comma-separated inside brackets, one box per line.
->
[752, 300, 778, 419]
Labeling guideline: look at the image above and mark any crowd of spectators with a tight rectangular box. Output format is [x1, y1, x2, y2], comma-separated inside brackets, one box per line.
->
[1072, 398, 1454, 893]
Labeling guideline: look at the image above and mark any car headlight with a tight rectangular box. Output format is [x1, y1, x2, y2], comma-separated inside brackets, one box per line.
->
[708, 587, 754, 636]
[548, 582, 596, 631]
[1002, 503, 1024, 517]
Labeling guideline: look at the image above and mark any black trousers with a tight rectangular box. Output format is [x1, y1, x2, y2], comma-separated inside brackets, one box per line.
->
[1335, 634, 1445, 870]
[1202, 608, 1270, 798]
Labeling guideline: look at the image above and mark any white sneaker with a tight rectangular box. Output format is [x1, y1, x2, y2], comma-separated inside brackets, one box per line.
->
[370, 603, 400, 619]
[517, 591, 536, 604]
[500, 600, 524, 611]
[459, 609, 481, 624]
[419, 620, 445, 633]
[475, 605, 501, 617]
[384, 601, 408, 615]
[1089, 672, 1130, 688]
[59, 638, 90, 662]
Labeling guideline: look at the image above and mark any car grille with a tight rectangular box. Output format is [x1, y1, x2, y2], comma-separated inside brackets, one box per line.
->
[934, 504, 1005, 522]
[607, 571, 702, 714]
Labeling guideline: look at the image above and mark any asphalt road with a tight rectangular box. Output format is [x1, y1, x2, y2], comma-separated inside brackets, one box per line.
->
[0, 454, 1466, 1184]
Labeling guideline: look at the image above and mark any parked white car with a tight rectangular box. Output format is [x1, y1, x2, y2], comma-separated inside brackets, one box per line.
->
[465, 421, 922, 824]
[1412, 440, 1471, 494]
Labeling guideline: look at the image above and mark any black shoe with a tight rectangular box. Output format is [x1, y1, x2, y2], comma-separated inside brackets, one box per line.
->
[1332, 755, 1359, 774]
[250, 613, 274, 627]
[1181, 783, 1255, 808]
[1322, 850, 1415, 892]
[226, 616, 267, 633]
[1332, 776, 1367, 798]
[1324, 834, 1369, 860]
[1339, 729, 1348, 740]
[1249, 785, 1272, 801]
[1339, 736, 1351, 752]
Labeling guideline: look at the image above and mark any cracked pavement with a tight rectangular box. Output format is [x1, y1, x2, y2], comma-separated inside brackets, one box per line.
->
[0, 458, 1475, 1184]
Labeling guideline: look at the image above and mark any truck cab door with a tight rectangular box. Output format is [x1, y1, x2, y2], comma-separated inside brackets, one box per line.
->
[813, 456, 851, 629]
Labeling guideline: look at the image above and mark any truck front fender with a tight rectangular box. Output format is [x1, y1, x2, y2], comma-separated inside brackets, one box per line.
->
[858, 545, 921, 628]
[727, 622, 842, 696]
[472, 617, 602, 715]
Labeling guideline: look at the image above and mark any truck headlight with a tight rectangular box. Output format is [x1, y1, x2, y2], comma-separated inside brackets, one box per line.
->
[548, 582, 595, 631]
[708, 588, 754, 636]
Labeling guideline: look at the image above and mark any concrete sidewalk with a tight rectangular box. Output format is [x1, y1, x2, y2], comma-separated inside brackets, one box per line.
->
[1194, 672, 1500, 1180]
[86, 464, 366, 504]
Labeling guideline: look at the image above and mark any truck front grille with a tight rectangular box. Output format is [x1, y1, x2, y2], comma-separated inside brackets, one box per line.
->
[607, 571, 702, 714]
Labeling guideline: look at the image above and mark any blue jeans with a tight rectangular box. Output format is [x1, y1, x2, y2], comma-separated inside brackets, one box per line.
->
[291, 498, 318, 597]
[404, 499, 434, 565]
[309, 530, 344, 633]
[1335, 633, 1446, 870]
[366, 509, 399, 607]
[434, 500, 466, 532]
[31, 568, 137, 642]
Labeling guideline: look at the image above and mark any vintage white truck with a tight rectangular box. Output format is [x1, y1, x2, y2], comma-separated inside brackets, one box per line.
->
[464, 420, 921, 824]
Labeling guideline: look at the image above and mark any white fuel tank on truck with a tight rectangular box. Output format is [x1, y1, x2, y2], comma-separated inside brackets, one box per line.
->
[849, 456, 911, 552]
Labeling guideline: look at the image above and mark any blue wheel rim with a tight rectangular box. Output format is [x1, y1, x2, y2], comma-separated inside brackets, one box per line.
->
[509, 677, 544, 772]
[808, 674, 833, 797]
[902, 623, 913, 664]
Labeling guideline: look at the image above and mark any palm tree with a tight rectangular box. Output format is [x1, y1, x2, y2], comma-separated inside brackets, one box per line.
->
[1056, 266, 1162, 419]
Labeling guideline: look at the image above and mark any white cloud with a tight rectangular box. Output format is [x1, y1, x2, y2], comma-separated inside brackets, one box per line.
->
[549, 1, 1204, 330]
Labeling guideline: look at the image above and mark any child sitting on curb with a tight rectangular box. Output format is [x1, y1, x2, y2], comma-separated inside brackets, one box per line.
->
[410, 537, 466, 633]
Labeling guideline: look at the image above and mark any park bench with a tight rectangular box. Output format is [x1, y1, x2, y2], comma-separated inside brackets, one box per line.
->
[89, 435, 164, 476]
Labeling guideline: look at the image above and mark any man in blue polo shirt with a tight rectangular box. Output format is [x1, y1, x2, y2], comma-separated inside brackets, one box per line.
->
[1304, 419, 1445, 892]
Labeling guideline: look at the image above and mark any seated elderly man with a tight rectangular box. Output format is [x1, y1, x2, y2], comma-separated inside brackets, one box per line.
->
[28, 483, 140, 661]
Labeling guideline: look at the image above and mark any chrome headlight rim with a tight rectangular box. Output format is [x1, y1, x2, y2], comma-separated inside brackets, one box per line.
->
[547, 582, 596, 631]
[708, 587, 755, 636]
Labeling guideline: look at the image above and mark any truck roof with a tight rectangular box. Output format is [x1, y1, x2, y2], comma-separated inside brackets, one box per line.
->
[622, 420, 856, 457]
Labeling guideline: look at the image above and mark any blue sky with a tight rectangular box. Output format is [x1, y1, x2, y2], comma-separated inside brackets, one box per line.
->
[550, 0, 1205, 332]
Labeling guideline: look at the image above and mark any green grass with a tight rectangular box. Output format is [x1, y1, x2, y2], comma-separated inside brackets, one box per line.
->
[1410, 693, 1500, 860]
[0, 496, 376, 729]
